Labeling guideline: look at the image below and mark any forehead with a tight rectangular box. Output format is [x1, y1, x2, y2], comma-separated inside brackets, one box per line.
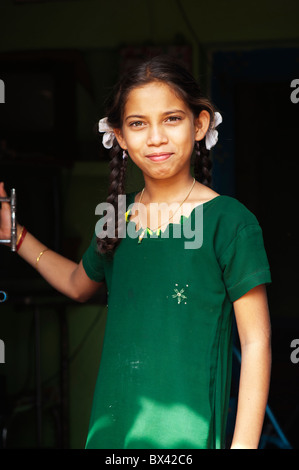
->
[123, 81, 190, 115]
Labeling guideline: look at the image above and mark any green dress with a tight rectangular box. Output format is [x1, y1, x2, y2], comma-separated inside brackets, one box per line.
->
[82, 193, 271, 449]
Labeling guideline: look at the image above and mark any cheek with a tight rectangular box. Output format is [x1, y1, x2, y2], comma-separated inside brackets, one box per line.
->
[173, 121, 195, 141]
[175, 128, 195, 153]
[125, 134, 145, 154]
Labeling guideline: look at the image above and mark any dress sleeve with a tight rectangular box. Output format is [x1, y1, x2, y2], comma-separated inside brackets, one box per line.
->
[82, 232, 106, 282]
[219, 223, 271, 303]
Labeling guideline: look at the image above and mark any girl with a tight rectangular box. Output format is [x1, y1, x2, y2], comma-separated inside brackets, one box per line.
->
[0, 56, 271, 449]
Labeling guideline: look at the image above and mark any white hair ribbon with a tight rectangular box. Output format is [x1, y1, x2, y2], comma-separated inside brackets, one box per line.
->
[98, 117, 115, 149]
[205, 112, 223, 150]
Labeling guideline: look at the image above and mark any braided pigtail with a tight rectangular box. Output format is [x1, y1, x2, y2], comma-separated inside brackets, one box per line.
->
[97, 143, 128, 255]
[194, 140, 212, 187]
[193, 107, 223, 187]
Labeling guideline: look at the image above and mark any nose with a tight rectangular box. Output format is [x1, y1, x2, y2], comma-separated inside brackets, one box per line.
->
[147, 125, 168, 146]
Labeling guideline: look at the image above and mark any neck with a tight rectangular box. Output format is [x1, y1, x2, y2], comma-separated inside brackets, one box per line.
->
[142, 173, 195, 204]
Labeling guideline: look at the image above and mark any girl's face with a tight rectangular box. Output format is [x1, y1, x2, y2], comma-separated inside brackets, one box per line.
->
[114, 81, 210, 181]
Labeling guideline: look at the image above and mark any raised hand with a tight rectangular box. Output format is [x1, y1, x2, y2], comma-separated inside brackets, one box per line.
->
[0, 182, 12, 245]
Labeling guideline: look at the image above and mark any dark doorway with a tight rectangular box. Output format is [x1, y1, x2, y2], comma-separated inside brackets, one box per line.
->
[211, 48, 299, 448]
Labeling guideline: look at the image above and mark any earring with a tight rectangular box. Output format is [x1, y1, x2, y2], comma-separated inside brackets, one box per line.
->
[122, 150, 128, 160]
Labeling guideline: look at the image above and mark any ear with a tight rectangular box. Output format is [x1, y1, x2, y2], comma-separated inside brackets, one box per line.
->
[194, 110, 210, 142]
[113, 128, 127, 150]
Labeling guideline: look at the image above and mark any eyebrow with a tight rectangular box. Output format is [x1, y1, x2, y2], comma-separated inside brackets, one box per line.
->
[125, 109, 187, 121]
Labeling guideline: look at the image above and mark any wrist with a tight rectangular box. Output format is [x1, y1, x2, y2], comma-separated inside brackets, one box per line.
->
[16, 225, 27, 252]
[230, 440, 258, 449]
[16, 224, 23, 241]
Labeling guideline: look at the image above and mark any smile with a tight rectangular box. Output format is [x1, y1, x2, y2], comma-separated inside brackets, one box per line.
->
[145, 153, 173, 162]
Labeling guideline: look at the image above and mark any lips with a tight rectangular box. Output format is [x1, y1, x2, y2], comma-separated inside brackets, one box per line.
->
[146, 153, 173, 162]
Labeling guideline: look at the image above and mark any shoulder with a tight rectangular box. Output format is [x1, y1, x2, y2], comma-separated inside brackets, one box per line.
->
[192, 184, 256, 224]
[208, 195, 259, 226]
[201, 196, 269, 278]
[205, 195, 262, 256]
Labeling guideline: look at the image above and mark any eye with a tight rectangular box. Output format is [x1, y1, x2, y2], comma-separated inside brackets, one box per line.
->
[165, 116, 182, 123]
[129, 120, 144, 127]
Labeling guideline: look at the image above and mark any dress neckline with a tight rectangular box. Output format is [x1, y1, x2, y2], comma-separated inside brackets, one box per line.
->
[125, 192, 223, 236]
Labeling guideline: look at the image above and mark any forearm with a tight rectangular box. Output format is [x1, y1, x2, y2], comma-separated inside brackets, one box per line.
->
[16, 224, 80, 300]
[1, 183, 100, 302]
[231, 339, 271, 449]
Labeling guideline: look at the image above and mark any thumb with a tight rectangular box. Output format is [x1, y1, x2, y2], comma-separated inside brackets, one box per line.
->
[0, 181, 8, 197]
[0, 182, 10, 209]
[0, 182, 12, 236]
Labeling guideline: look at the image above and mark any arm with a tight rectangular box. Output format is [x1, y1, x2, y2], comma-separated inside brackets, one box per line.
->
[0, 182, 104, 302]
[18, 227, 103, 302]
[231, 284, 271, 449]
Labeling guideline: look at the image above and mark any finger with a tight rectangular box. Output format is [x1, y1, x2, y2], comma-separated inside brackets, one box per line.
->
[0, 182, 10, 212]
[0, 181, 5, 193]
[0, 181, 8, 198]
[0, 182, 12, 231]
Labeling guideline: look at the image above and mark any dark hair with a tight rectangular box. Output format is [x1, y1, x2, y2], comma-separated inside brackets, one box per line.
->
[98, 55, 217, 255]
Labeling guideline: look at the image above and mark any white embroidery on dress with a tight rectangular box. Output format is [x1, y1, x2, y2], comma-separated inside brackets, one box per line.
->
[172, 284, 188, 305]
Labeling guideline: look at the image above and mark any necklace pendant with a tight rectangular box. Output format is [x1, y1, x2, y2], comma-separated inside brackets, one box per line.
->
[138, 229, 146, 244]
